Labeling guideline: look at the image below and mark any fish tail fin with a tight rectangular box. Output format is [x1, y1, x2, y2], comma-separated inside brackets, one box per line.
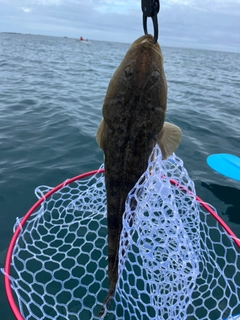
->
[156, 122, 182, 159]
[98, 289, 114, 318]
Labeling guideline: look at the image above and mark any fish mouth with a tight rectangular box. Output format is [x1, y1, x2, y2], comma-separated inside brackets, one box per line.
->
[130, 35, 163, 59]
[139, 38, 151, 44]
[140, 38, 162, 56]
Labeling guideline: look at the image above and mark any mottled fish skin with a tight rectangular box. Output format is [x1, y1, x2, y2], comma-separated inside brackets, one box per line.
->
[96, 34, 181, 310]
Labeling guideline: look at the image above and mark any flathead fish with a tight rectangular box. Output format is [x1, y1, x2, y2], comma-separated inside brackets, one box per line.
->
[96, 34, 182, 310]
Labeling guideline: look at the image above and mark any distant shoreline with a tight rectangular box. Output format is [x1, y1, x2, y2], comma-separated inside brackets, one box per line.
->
[0, 32, 131, 45]
[1, 32, 23, 34]
[0, 32, 72, 38]
[1, 32, 239, 54]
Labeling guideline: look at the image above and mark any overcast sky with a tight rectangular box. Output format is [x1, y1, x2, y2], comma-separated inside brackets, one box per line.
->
[0, 0, 240, 53]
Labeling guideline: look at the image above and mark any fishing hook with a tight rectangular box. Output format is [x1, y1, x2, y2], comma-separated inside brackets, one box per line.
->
[141, 0, 160, 43]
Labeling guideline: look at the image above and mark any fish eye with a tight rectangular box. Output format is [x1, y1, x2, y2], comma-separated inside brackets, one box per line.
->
[151, 71, 160, 80]
[124, 66, 133, 78]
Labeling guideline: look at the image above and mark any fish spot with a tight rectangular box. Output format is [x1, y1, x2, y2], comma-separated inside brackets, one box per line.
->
[124, 66, 133, 78]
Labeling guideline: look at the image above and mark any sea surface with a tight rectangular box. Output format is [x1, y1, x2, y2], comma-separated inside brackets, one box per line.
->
[0, 33, 240, 319]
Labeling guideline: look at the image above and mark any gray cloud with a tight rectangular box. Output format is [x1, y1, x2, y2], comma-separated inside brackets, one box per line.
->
[159, 2, 240, 52]
[0, 0, 240, 52]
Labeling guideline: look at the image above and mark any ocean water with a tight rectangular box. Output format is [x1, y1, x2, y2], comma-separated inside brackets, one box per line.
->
[0, 33, 239, 319]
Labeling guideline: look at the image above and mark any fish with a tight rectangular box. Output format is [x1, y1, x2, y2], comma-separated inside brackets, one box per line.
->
[96, 34, 182, 312]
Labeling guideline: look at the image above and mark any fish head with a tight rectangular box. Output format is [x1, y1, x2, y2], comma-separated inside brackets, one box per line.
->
[128, 34, 164, 61]
[101, 34, 167, 140]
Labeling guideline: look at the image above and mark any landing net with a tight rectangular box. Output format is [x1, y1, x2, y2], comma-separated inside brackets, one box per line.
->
[3, 145, 240, 320]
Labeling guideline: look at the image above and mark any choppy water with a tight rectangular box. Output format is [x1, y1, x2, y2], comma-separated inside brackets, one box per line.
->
[0, 33, 239, 319]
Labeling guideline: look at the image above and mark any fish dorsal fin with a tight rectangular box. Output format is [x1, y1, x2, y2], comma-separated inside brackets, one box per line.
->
[156, 122, 182, 160]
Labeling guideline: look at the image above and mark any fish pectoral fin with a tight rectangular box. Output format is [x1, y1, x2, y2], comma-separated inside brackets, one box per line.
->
[96, 118, 106, 150]
[156, 122, 182, 160]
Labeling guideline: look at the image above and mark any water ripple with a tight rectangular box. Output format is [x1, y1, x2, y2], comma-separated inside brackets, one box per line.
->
[0, 32, 240, 320]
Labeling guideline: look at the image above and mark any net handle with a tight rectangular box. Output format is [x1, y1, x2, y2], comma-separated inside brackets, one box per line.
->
[4, 169, 240, 320]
